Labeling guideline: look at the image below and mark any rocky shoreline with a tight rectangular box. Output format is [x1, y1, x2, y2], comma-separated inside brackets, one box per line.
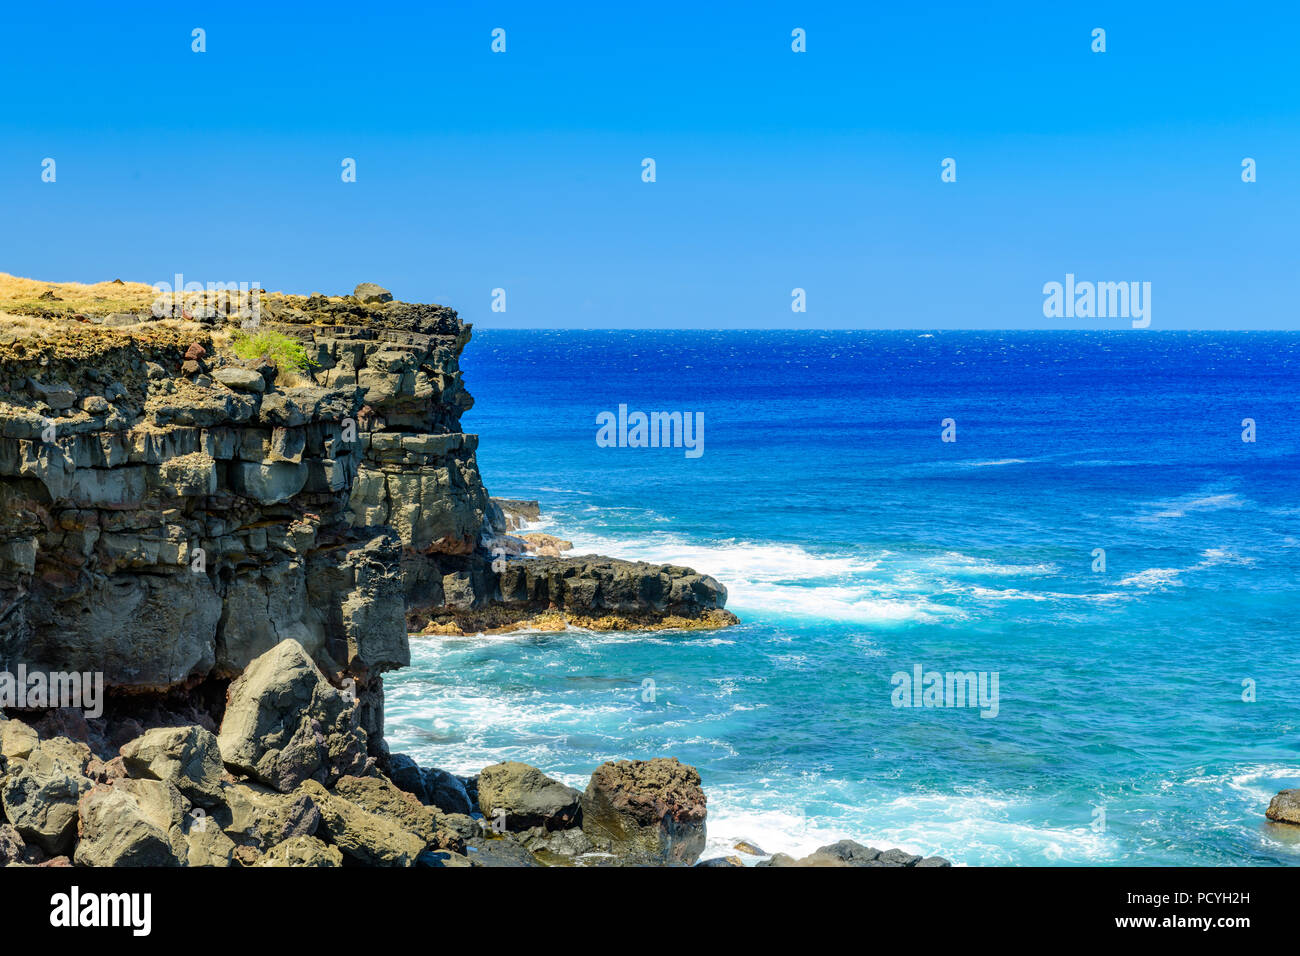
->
[0, 277, 872, 869]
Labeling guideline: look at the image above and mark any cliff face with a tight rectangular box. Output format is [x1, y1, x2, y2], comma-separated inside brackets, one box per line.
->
[0, 284, 733, 750]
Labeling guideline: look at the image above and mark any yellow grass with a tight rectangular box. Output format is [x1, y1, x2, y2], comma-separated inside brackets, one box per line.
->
[0, 272, 158, 316]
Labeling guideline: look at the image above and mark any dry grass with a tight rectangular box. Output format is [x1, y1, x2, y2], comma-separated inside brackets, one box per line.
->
[0, 272, 158, 316]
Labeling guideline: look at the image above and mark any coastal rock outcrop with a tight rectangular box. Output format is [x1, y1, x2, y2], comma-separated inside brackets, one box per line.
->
[1, 283, 735, 754]
[1265, 789, 1300, 825]
[580, 757, 707, 865]
[0, 278, 752, 868]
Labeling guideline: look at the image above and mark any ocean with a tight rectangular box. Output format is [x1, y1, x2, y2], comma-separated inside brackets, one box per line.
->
[384, 330, 1300, 866]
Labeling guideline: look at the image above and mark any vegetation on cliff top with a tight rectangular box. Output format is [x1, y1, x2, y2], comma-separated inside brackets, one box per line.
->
[229, 329, 317, 372]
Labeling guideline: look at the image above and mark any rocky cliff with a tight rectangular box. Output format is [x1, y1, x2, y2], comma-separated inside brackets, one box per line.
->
[0, 280, 734, 752]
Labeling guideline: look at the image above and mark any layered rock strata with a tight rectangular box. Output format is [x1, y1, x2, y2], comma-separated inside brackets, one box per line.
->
[0, 285, 734, 746]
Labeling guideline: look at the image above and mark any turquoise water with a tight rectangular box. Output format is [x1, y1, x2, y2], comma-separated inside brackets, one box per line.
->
[385, 331, 1300, 865]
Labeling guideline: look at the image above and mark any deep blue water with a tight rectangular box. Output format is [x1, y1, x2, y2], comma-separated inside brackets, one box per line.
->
[385, 330, 1300, 865]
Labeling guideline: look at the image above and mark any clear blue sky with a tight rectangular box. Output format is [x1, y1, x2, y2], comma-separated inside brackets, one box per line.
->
[2, 1, 1296, 329]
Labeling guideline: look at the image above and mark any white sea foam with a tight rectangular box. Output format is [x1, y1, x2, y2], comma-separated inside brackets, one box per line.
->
[548, 530, 954, 624]
[1118, 549, 1255, 589]
[1139, 491, 1247, 521]
[700, 786, 1117, 866]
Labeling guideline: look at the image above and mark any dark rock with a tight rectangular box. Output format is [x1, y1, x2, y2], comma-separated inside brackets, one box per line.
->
[463, 835, 544, 867]
[215, 639, 371, 792]
[477, 761, 581, 831]
[581, 757, 706, 865]
[353, 283, 394, 304]
[423, 767, 474, 816]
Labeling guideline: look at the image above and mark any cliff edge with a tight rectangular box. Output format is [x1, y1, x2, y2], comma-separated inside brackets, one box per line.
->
[0, 276, 736, 750]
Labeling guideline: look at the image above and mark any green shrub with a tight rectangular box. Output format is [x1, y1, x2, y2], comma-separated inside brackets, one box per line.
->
[229, 330, 317, 372]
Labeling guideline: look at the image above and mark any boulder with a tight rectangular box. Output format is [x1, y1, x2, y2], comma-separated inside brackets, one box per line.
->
[216, 639, 371, 792]
[213, 367, 266, 394]
[580, 758, 706, 865]
[258, 835, 343, 867]
[0, 738, 92, 855]
[27, 379, 76, 410]
[477, 761, 582, 831]
[181, 812, 237, 867]
[332, 774, 443, 846]
[298, 780, 424, 867]
[219, 782, 321, 849]
[0, 719, 38, 761]
[120, 725, 224, 807]
[231, 461, 309, 504]
[385, 753, 428, 802]
[353, 283, 394, 304]
[423, 767, 474, 816]
[73, 779, 187, 867]
[1266, 789, 1300, 825]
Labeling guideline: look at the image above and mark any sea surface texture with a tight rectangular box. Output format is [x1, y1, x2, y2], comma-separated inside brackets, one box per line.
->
[386, 330, 1300, 865]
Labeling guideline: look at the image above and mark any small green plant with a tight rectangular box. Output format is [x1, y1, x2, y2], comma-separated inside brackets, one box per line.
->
[229, 329, 317, 372]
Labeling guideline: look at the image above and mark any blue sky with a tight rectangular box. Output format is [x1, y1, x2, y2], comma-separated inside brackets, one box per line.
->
[1, 1, 1296, 329]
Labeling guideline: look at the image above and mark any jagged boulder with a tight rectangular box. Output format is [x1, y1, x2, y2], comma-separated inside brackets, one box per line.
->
[1266, 789, 1300, 825]
[258, 835, 343, 867]
[477, 761, 581, 831]
[1, 737, 93, 855]
[181, 813, 237, 867]
[216, 639, 371, 792]
[580, 758, 706, 865]
[73, 778, 187, 867]
[353, 283, 394, 305]
[120, 725, 224, 807]
[298, 780, 424, 867]
[218, 781, 321, 850]
[0, 718, 38, 761]
[331, 773, 470, 851]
